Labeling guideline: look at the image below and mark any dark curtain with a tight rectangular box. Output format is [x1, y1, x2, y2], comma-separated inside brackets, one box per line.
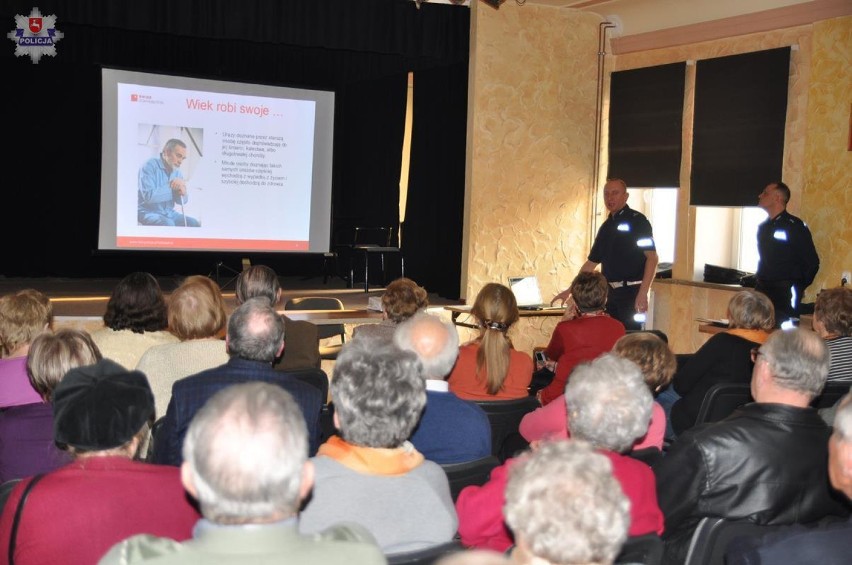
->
[0, 0, 469, 278]
[404, 60, 469, 300]
[607, 62, 686, 188]
[691, 47, 790, 206]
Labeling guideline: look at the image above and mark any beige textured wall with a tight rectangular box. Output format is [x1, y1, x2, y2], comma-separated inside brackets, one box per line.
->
[466, 3, 604, 355]
[801, 17, 852, 293]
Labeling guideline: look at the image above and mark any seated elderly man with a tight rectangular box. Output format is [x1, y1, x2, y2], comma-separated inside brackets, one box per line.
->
[0, 359, 200, 564]
[726, 391, 852, 564]
[456, 354, 664, 552]
[99, 382, 386, 565]
[504, 441, 631, 565]
[298, 339, 458, 554]
[655, 328, 851, 565]
[393, 311, 491, 463]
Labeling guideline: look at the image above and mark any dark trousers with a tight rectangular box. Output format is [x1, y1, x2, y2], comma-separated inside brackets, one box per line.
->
[606, 284, 643, 330]
[755, 279, 801, 326]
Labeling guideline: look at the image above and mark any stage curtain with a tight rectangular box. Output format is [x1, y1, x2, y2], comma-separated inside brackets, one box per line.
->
[607, 62, 686, 188]
[1, 0, 470, 278]
[690, 47, 790, 206]
[404, 60, 469, 300]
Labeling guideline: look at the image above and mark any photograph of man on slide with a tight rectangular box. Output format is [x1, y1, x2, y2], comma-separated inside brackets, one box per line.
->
[138, 137, 201, 227]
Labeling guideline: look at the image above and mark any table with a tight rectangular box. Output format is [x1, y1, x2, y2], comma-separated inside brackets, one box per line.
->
[445, 305, 566, 329]
[698, 313, 814, 336]
[279, 309, 383, 325]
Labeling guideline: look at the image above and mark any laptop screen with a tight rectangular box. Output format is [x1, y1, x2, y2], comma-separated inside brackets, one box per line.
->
[508, 276, 543, 307]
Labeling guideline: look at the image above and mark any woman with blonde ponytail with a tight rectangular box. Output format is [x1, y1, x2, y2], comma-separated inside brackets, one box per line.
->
[448, 283, 533, 400]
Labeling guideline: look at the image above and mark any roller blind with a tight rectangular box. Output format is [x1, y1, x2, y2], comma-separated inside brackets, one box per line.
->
[690, 47, 791, 206]
[607, 62, 686, 188]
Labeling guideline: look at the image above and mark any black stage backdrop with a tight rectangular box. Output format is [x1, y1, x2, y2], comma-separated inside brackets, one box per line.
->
[0, 0, 468, 299]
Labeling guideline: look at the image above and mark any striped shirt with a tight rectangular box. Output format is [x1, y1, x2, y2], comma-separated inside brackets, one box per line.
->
[826, 336, 852, 383]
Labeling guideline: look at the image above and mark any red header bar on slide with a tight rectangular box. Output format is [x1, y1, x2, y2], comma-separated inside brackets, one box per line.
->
[116, 236, 309, 251]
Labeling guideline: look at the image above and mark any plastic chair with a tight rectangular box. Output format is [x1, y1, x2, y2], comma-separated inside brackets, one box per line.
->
[338, 226, 404, 292]
[440, 455, 501, 502]
[284, 297, 346, 360]
[811, 381, 851, 410]
[474, 396, 540, 461]
[693, 383, 753, 426]
[285, 367, 330, 405]
[684, 517, 789, 565]
[386, 539, 464, 565]
[616, 533, 664, 565]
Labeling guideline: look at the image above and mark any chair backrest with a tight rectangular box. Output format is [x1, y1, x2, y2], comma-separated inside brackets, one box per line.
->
[353, 226, 393, 247]
[694, 382, 753, 426]
[811, 381, 851, 410]
[284, 296, 345, 341]
[386, 539, 464, 565]
[284, 367, 330, 405]
[440, 455, 501, 502]
[146, 416, 166, 463]
[616, 533, 664, 565]
[474, 396, 541, 460]
[625, 329, 669, 343]
[684, 517, 789, 565]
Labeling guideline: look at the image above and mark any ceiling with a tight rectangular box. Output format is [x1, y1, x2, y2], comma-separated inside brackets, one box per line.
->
[421, 0, 818, 37]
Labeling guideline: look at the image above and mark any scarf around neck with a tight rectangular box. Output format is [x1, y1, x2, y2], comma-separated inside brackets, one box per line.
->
[318, 435, 424, 475]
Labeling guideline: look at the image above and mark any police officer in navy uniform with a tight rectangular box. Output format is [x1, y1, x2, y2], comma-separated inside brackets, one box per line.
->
[755, 181, 819, 326]
[553, 178, 658, 330]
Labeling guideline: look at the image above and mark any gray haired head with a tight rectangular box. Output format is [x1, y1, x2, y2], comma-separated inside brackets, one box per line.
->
[393, 311, 460, 380]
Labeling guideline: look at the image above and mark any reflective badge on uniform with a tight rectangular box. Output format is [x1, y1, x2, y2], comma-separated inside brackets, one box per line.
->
[773, 229, 788, 241]
[617, 223, 630, 232]
[637, 238, 654, 248]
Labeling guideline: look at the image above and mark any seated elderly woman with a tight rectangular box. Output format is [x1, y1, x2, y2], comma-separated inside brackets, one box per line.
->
[660, 289, 774, 438]
[136, 274, 229, 415]
[298, 339, 458, 554]
[504, 441, 631, 565]
[0, 289, 53, 408]
[813, 286, 852, 382]
[456, 354, 664, 552]
[520, 331, 676, 452]
[536, 272, 626, 406]
[0, 359, 200, 564]
[352, 277, 429, 342]
[0, 329, 101, 482]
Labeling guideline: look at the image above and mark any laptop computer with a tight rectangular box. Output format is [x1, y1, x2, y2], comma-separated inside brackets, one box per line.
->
[507, 275, 562, 311]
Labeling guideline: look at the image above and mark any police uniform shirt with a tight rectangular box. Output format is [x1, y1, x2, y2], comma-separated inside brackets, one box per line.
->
[756, 210, 819, 285]
[588, 204, 656, 284]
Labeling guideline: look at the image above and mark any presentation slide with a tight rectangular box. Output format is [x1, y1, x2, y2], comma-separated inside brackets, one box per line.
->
[98, 68, 335, 253]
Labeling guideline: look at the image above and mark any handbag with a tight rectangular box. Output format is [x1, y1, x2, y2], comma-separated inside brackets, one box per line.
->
[8, 474, 45, 565]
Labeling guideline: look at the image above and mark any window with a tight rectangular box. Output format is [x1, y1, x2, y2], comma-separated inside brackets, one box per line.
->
[694, 206, 767, 280]
[625, 187, 677, 266]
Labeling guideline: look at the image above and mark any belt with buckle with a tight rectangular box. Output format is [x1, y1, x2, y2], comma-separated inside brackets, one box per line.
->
[609, 280, 642, 288]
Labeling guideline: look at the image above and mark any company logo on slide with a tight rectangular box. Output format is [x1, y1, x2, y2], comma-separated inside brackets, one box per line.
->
[7, 7, 63, 64]
[130, 93, 160, 105]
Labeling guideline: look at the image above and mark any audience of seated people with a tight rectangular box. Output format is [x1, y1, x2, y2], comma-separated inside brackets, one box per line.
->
[456, 353, 664, 552]
[298, 338, 458, 553]
[353, 276, 429, 342]
[0, 359, 201, 564]
[152, 297, 324, 465]
[654, 328, 851, 565]
[90, 272, 178, 370]
[520, 330, 675, 452]
[504, 441, 632, 565]
[813, 286, 852, 382]
[447, 282, 533, 400]
[136, 274, 229, 416]
[657, 289, 775, 439]
[726, 390, 852, 564]
[0, 289, 53, 408]
[536, 271, 626, 406]
[99, 382, 386, 565]
[234, 264, 321, 370]
[0, 329, 101, 483]
[394, 311, 492, 463]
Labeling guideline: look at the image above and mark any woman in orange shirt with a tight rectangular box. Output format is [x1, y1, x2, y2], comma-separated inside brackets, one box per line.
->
[448, 283, 533, 400]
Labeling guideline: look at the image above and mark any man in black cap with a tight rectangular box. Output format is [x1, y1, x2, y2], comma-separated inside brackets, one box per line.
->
[0, 359, 200, 564]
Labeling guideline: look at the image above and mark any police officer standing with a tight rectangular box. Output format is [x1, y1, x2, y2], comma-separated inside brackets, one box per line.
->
[755, 181, 819, 326]
[552, 178, 658, 330]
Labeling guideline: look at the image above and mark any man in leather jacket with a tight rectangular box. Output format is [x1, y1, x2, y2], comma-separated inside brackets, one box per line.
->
[654, 328, 850, 564]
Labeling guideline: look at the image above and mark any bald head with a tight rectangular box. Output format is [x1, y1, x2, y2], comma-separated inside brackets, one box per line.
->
[394, 312, 460, 380]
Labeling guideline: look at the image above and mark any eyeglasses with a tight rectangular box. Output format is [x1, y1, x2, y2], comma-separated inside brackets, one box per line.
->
[750, 347, 765, 363]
